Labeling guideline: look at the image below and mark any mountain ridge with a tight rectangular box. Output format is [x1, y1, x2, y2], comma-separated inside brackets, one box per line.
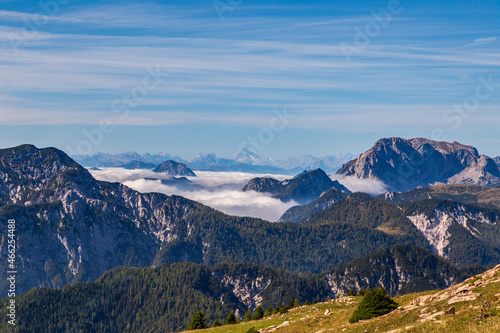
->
[337, 137, 500, 192]
[278, 187, 350, 222]
[242, 169, 349, 204]
[153, 160, 196, 176]
[72, 150, 356, 174]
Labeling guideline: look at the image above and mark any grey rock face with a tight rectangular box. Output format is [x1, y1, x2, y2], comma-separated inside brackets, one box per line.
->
[403, 199, 500, 267]
[337, 137, 500, 192]
[493, 156, 500, 167]
[325, 244, 468, 297]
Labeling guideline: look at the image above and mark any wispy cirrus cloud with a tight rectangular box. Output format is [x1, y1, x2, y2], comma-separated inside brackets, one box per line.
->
[0, 1, 499, 157]
[462, 36, 498, 48]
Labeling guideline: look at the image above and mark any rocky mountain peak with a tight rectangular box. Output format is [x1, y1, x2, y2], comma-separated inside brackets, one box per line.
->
[232, 148, 262, 164]
[243, 168, 345, 204]
[337, 137, 500, 192]
[153, 160, 196, 176]
[0, 144, 96, 205]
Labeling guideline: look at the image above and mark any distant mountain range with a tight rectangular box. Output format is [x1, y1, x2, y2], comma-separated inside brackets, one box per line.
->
[72, 149, 356, 174]
[337, 137, 500, 192]
[72, 151, 186, 167]
[232, 148, 357, 173]
[120, 160, 157, 169]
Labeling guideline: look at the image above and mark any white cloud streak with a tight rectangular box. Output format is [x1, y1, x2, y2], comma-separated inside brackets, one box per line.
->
[462, 37, 498, 48]
[330, 174, 389, 195]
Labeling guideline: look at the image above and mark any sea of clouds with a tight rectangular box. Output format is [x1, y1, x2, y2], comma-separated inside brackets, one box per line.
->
[89, 168, 389, 222]
[89, 168, 299, 222]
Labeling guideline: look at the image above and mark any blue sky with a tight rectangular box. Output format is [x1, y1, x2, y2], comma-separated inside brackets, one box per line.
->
[0, 0, 499, 159]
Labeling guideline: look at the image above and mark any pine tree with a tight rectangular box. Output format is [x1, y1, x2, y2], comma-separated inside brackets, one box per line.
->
[188, 311, 207, 330]
[225, 311, 238, 325]
[264, 307, 274, 317]
[251, 305, 264, 320]
[349, 288, 398, 323]
[212, 320, 222, 327]
[244, 308, 252, 321]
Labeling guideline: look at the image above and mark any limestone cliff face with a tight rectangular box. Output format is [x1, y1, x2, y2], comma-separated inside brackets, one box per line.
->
[337, 137, 500, 192]
[404, 200, 500, 267]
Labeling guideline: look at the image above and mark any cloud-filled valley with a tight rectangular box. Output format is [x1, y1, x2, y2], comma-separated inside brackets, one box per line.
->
[89, 168, 299, 222]
[89, 167, 391, 221]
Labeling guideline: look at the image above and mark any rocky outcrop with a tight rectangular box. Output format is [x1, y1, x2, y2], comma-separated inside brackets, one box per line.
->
[243, 169, 348, 204]
[325, 244, 474, 297]
[337, 137, 500, 192]
[404, 200, 500, 266]
[153, 160, 196, 176]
